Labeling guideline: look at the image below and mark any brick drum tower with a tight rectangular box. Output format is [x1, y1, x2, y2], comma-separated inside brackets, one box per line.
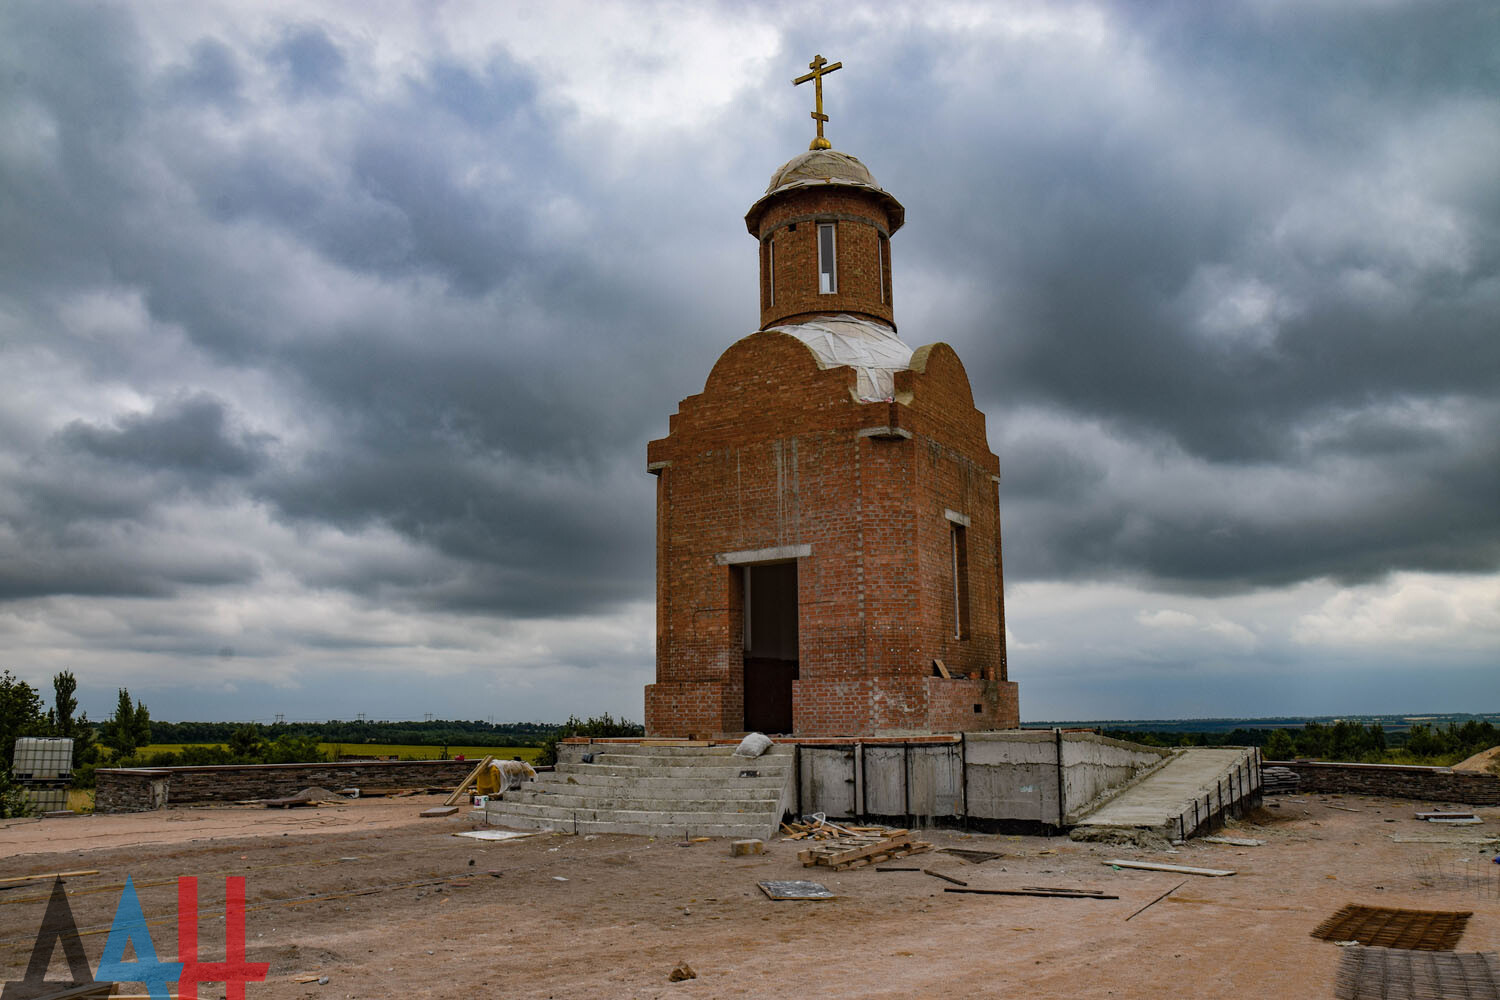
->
[645, 56, 1019, 737]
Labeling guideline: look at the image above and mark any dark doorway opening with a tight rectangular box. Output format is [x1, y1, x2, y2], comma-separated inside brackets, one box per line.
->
[743, 561, 798, 734]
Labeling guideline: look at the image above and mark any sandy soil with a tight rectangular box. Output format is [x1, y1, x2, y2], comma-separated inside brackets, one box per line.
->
[1453, 745, 1500, 775]
[2, 793, 1497, 999]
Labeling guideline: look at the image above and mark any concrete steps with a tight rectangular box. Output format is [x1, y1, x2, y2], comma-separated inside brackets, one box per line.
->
[482, 744, 795, 840]
[1069, 747, 1260, 842]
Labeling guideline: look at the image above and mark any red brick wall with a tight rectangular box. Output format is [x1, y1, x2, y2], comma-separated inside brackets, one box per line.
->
[646, 327, 1016, 737]
[755, 187, 895, 330]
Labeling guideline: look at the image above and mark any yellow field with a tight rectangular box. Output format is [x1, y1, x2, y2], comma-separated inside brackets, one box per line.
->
[322, 743, 543, 763]
[135, 742, 542, 762]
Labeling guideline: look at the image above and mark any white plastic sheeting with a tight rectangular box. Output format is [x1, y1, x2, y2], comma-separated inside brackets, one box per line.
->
[767, 314, 914, 401]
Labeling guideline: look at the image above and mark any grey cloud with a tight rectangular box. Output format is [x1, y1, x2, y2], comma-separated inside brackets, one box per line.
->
[61, 393, 271, 479]
[164, 38, 243, 110]
[269, 25, 346, 98]
[0, 0, 1496, 702]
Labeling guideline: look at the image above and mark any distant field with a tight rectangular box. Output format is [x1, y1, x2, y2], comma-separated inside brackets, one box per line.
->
[322, 743, 542, 763]
[136, 742, 542, 762]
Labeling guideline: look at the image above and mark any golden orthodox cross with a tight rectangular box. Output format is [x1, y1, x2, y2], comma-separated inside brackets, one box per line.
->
[793, 54, 842, 150]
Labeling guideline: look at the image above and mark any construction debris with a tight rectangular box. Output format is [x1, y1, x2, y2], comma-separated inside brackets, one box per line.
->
[1262, 766, 1301, 794]
[758, 880, 835, 900]
[453, 830, 537, 842]
[443, 755, 495, 806]
[0, 869, 99, 888]
[420, 806, 459, 818]
[922, 868, 968, 886]
[1202, 836, 1265, 847]
[796, 825, 933, 871]
[1416, 811, 1478, 821]
[731, 839, 765, 856]
[1333, 945, 1500, 1000]
[1312, 904, 1473, 951]
[938, 847, 1004, 864]
[668, 962, 698, 982]
[945, 887, 1119, 900]
[1103, 859, 1236, 877]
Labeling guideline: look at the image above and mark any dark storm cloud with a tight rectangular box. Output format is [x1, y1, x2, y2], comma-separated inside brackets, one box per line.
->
[0, 3, 684, 617]
[832, 1, 1500, 587]
[61, 394, 271, 479]
[0, 0, 1495, 649]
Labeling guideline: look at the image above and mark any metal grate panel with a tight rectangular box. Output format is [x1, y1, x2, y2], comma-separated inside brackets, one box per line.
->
[1312, 904, 1472, 951]
[1334, 945, 1500, 1000]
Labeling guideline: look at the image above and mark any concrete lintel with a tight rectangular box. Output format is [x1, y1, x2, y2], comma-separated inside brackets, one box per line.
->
[714, 543, 812, 566]
[646, 460, 671, 475]
[990, 474, 1001, 484]
[944, 508, 971, 527]
[857, 426, 913, 440]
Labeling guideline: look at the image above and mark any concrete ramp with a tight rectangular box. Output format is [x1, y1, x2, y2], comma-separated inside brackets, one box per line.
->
[481, 744, 794, 840]
[1069, 747, 1260, 842]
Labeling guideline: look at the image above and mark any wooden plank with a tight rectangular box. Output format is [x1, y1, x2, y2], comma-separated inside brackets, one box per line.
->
[922, 868, 968, 886]
[22, 983, 116, 999]
[0, 869, 100, 887]
[807, 837, 916, 868]
[945, 888, 1119, 900]
[420, 805, 459, 818]
[1102, 860, 1236, 877]
[932, 658, 951, 679]
[443, 755, 494, 806]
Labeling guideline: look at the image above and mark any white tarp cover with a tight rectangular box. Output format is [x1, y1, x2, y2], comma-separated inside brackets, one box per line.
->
[766, 314, 914, 401]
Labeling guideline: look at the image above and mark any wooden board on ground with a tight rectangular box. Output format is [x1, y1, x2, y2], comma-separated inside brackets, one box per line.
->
[262, 797, 315, 809]
[1102, 860, 1236, 877]
[939, 848, 1003, 864]
[946, 887, 1119, 900]
[923, 868, 967, 886]
[0, 869, 99, 888]
[17, 981, 116, 999]
[420, 805, 459, 818]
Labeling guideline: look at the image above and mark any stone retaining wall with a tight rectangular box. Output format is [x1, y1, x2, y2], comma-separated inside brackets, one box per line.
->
[1266, 760, 1500, 805]
[95, 759, 476, 812]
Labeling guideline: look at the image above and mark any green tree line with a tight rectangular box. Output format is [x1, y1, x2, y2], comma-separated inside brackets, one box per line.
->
[1, 670, 644, 812]
[1105, 719, 1499, 766]
[150, 718, 558, 748]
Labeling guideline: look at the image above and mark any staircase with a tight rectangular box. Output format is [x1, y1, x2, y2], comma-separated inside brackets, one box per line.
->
[480, 744, 796, 840]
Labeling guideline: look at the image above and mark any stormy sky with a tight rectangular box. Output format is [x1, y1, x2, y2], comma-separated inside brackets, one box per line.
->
[0, 1, 1495, 725]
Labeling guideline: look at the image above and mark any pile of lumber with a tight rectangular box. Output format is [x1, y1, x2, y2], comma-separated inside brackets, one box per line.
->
[1262, 766, 1301, 794]
[790, 823, 933, 871]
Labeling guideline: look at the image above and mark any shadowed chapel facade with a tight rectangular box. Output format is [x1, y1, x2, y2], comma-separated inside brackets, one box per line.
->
[646, 63, 1018, 737]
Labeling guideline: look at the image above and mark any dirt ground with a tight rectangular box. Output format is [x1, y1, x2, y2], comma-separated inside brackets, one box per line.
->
[2, 793, 1497, 999]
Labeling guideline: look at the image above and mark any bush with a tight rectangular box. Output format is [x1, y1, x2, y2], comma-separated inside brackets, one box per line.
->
[537, 713, 645, 766]
[0, 768, 30, 819]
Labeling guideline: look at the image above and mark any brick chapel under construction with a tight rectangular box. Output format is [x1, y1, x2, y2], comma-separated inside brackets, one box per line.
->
[645, 57, 1019, 738]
